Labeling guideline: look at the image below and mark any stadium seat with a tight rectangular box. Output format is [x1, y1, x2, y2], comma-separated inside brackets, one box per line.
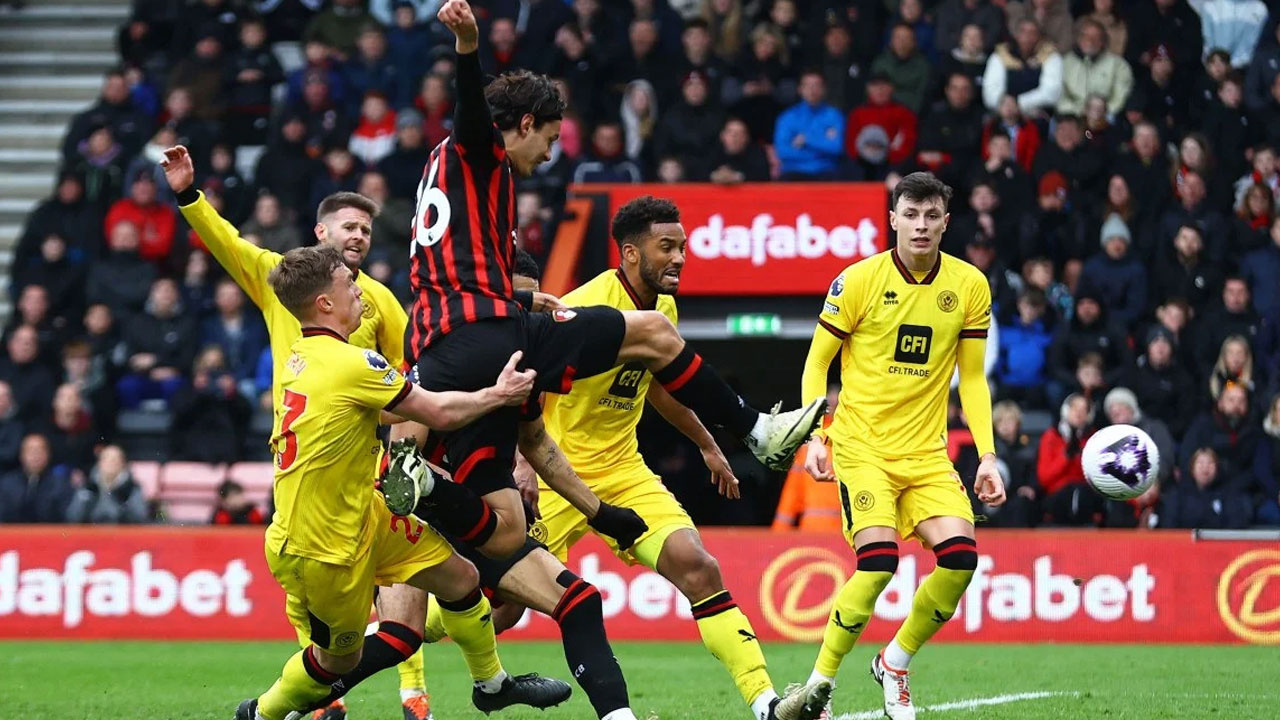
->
[162, 498, 217, 525]
[129, 461, 162, 500]
[159, 462, 228, 502]
[228, 462, 274, 507]
[1022, 410, 1054, 439]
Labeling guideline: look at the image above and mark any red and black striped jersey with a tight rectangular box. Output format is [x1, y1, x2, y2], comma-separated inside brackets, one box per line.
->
[407, 50, 518, 357]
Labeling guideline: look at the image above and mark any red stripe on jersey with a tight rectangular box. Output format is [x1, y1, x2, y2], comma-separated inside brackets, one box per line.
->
[502, 170, 515, 297]
[818, 318, 849, 339]
[959, 329, 987, 339]
[454, 446, 497, 485]
[456, 148, 483, 323]
[486, 164, 503, 298]
[436, 144, 459, 336]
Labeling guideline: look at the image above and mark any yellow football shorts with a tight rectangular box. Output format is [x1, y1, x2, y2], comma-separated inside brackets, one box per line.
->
[267, 501, 454, 654]
[531, 463, 696, 569]
[830, 445, 974, 545]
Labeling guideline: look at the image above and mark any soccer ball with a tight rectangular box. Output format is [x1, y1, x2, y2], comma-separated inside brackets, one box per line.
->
[1082, 424, 1160, 500]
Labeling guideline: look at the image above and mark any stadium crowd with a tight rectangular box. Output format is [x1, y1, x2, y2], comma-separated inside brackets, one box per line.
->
[1, 0, 1279, 532]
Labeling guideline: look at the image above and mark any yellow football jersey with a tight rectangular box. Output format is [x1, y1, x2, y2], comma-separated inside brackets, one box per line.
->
[541, 270, 677, 478]
[265, 328, 411, 565]
[179, 193, 407, 408]
[818, 249, 991, 459]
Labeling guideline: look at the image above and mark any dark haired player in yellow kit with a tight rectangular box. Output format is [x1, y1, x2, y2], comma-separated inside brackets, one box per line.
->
[799, 172, 1006, 720]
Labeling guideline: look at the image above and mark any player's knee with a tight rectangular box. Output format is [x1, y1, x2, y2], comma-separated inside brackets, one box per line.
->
[933, 536, 978, 572]
[480, 517, 527, 558]
[855, 541, 900, 574]
[676, 551, 723, 601]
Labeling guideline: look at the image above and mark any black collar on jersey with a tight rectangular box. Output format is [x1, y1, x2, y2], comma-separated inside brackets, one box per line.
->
[890, 248, 942, 285]
[301, 326, 347, 342]
[615, 268, 656, 310]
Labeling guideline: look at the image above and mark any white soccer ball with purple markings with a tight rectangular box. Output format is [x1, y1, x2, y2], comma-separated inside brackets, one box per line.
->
[1082, 424, 1160, 500]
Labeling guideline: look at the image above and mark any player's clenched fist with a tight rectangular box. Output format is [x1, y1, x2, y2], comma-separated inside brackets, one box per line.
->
[974, 455, 1006, 506]
[159, 145, 194, 193]
[804, 436, 834, 482]
[493, 350, 536, 405]
[438, 0, 478, 51]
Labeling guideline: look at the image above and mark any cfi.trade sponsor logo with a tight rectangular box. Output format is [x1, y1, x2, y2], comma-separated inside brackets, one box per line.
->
[1217, 549, 1280, 645]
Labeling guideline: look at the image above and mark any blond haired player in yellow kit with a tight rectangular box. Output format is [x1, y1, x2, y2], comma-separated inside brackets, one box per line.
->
[799, 173, 1006, 720]
[161, 146, 568, 720]
[531, 196, 832, 720]
[229, 244, 536, 720]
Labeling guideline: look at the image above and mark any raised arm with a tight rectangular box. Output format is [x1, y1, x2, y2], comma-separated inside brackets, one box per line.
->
[439, 0, 494, 152]
[388, 351, 534, 430]
[162, 145, 280, 307]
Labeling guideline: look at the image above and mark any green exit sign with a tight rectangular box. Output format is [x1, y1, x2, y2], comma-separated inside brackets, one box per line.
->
[726, 313, 782, 336]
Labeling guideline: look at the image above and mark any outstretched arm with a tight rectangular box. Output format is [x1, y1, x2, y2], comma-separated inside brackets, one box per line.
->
[439, 0, 493, 152]
[388, 351, 534, 430]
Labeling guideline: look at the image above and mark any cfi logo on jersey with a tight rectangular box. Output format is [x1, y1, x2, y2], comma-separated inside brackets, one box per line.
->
[364, 350, 390, 371]
[553, 309, 578, 322]
[829, 275, 844, 297]
[937, 290, 958, 313]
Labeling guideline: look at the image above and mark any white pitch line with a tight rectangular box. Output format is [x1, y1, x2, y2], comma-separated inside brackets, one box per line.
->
[836, 690, 1077, 719]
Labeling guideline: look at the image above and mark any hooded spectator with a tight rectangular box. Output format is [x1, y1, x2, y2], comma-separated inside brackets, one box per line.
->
[1103, 387, 1176, 484]
[1159, 447, 1253, 528]
[15, 173, 100, 270]
[378, 108, 434, 201]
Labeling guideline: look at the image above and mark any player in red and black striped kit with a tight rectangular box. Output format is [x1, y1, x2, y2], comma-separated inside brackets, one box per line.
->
[392, 0, 826, 571]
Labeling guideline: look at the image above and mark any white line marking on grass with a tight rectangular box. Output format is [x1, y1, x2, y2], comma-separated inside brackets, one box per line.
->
[836, 690, 1078, 719]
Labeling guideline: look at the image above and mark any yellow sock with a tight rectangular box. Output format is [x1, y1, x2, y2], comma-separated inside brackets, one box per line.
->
[256, 647, 341, 720]
[814, 541, 898, 678]
[397, 647, 426, 694]
[690, 591, 773, 707]
[424, 594, 448, 643]
[437, 588, 504, 682]
[892, 566, 974, 656]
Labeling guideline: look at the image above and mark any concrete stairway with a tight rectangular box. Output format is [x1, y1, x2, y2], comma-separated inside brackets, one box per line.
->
[0, 0, 127, 321]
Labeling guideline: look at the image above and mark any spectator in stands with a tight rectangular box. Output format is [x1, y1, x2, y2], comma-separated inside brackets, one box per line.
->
[167, 31, 227, 123]
[1009, 0, 1074, 51]
[619, 80, 659, 176]
[253, 112, 319, 220]
[81, 303, 127, 383]
[60, 68, 151, 165]
[1070, 352, 1110, 405]
[66, 445, 149, 524]
[916, 72, 984, 188]
[412, 73, 453, 150]
[983, 18, 1062, 116]
[889, 0, 937, 64]
[1047, 292, 1131, 404]
[1242, 215, 1280, 318]
[1037, 393, 1102, 525]
[41, 383, 98, 477]
[611, 18, 676, 109]
[1246, 23, 1280, 111]
[162, 88, 217, 174]
[61, 339, 117, 441]
[933, 24, 988, 102]
[5, 284, 68, 369]
[117, 278, 196, 410]
[1181, 381, 1259, 480]
[309, 147, 360, 213]
[348, 91, 399, 168]
[1058, 19, 1133, 118]
[871, 23, 931, 113]
[1159, 447, 1253, 528]
[293, 73, 355, 155]
[772, 383, 841, 531]
[1231, 184, 1273, 261]
[358, 171, 413, 261]
[964, 234, 1018, 319]
[845, 73, 916, 179]
[573, 122, 643, 184]
[16, 173, 99, 271]
[201, 280, 268, 402]
[1127, 0, 1203, 79]
[724, 22, 796, 142]
[383, 1, 435, 87]
[1082, 0, 1127, 58]
[1021, 255, 1074, 324]
[1204, 74, 1252, 185]
[211, 479, 266, 525]
[118, 8, 172, 72]
[1079, 213, 1147, 330]
[1159, 171, 1227, 265]
[1209, 335, 1258, 403]
[169, 346, 251, 464]
[774, 71, 846, 180]
[304, 0, 373, 56]
[1253, 392, 1280, 525]
[815, 18, 860, 113]
[515, 192, 550, 266]
[287, 40, 350, 109]
[997, 287, 1054, 409]
[1200, 0, 1267, 69]
[935, 0, 1002, 56]
[972, 132, 1033, 218]
[224, 17, 285, 147]
[1150, 224, 1221, 316]
[0, 326, 55, 425]
[1115, 122, 1174, 233]
[1034, 115, 1108, 200]
[1020, 170, 1089, 266]
[949, 181, 1010, 259]
[253, 346, 273, 411]
[1133, 43, 1190, 136]
[546, 23, 606, 124]
[989, 400, 1038, 526]
[346, 26, 406, 114]
[1193, 276, 1261, 376]
[655, 71, 725, 181]
[378, 109, 433, 201]
[675, 18, 729, 104]
[0, 382, 22, 472]
[203, 144, 252, 226]
[0, 434, 71, 523]
[71, 126, 128, 215]
[703, 0, 746, 63]
[179, 248, 216, 317]
[707, 117, 770, 183]
[1103, 386, 1176, 484]
[104, 173, 177, 269]
[983, 96, 1042, 175]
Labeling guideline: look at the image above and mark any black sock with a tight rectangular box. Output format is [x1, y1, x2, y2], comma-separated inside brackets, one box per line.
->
[415, 480, 498, 546]
[553, 571, 629, 718]
[652, 346, 758, 437]
[309, 621, 422, 710]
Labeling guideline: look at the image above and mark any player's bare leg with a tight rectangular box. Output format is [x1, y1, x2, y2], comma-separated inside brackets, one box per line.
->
[652, 528, 830, 720]
[375, 586, 433, 720]
[615, 311, 826, 470]
[868, 517, 977, 720]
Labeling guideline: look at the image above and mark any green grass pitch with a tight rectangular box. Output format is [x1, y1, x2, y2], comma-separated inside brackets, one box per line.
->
[5, 641, 1276, 719]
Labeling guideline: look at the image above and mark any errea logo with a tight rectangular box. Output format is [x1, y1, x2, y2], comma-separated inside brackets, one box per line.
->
[883, 290, 898, 306]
